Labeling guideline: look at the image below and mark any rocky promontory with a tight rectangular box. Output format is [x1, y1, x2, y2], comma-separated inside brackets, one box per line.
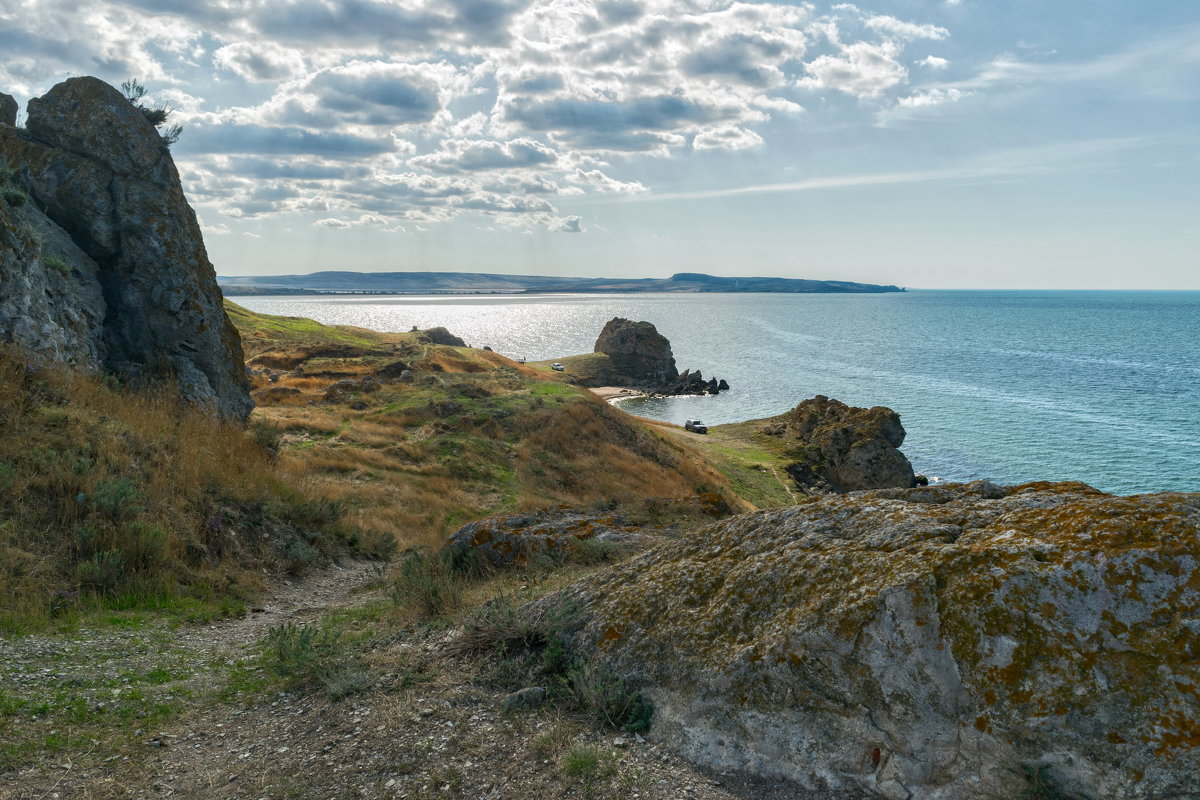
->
[582, 317, 729, 395]
[0, 77, 251, 421]
[764, 395, 917, 492]
[547, 481, 1200, 799]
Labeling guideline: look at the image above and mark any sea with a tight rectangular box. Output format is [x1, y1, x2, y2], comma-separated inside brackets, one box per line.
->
[236, 291, 1200, 496]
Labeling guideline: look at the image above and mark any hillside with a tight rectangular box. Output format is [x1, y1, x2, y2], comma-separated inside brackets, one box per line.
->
[218, 270, 905, 295]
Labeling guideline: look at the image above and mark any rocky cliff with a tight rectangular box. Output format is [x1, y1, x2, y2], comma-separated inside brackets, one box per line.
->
[0, 78, 251, 421]
[764, 395, 916, 492]
[545, 482, 1200, 799]
[590, 317, 728, 395]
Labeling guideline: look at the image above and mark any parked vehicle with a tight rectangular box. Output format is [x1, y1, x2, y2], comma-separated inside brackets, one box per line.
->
[551, 362, 565, 371]
[684, 418, 707, 434]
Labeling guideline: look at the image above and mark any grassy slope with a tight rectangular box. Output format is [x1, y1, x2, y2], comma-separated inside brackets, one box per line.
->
[227, 301, 755, 551]
[0, 346, 371, 633]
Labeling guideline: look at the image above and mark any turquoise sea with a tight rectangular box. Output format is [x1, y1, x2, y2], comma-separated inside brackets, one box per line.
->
[237, 291, 1200, 495]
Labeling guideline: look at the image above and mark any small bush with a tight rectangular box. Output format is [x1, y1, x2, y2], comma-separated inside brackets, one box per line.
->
[561, 743, 618, 785]
[355, 529, 398, 562]
[91, 478, 143, 522]
[1, 187, 26, 207]
[264, 622, 371, 699]
[565, 661, 653, 733]
[77, 550, 126, 595]
[249, 421, 282, 452]
[391, 550, 467, 618]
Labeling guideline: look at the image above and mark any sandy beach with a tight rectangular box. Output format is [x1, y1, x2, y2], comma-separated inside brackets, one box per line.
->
[587, 385, 647, 404]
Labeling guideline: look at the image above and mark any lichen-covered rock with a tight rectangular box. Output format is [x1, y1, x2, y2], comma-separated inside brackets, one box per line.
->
[548, 482, 1200, 799]
[0, 180, 105, 366]
[0, 77, 251, 421]
[420, 327, 467, 347]
[442, 510, 646, 567]
[765, 395, 915, 492]
[0, 92, 15, 127]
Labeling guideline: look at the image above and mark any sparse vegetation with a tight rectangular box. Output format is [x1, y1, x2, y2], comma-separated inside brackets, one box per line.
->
[561, 743, 619, 785]
[119, 78, 182, 147]
[43, 255, 71, 276]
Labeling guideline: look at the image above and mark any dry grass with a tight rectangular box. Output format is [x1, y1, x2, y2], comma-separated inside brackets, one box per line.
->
[0, 346, 367, 631]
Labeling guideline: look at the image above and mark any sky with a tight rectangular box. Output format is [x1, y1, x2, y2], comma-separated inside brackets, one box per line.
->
[2, 0, 1198, 289]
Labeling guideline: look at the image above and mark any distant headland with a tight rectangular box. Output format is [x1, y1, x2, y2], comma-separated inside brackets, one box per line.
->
[218, 270, 904, 296]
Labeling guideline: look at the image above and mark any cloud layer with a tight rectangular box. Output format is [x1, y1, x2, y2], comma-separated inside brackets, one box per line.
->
[0, 0, 963, 232]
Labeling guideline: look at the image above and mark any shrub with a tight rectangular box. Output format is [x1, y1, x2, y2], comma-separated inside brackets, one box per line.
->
[565, 661, 654, 733]
[91, 478, 143, 522]
[119, 78, 182, 148]
[264, 622, 371, 699]
[1, 187, 26, 207]
[76, 550, 126, 595]
[391, 550, 466, 618]
[561, 744, 618, 785]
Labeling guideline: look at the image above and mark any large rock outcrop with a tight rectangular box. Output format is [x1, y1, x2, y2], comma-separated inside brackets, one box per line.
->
[547, 482, 1200, 799]
[589, 317, 728, 395]
[0, 77, 251, 421]
[764, 395, 915, 492]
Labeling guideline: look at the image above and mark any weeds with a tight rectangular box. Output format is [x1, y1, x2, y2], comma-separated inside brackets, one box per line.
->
[561, 743, 619, 786]
[565, 661, 654, 733]
[264, 622, 372, 699]
[391, 550, 475, 618]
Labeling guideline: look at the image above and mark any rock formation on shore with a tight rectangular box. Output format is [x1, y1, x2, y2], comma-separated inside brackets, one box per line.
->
[590, 317, 728, 395]
[546, 481, 1200, 799]
[0, 77, 251, 421]
[764, 395, 916, 492]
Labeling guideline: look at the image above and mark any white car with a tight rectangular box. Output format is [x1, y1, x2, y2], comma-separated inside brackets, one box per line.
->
[550, 362, 565, 371]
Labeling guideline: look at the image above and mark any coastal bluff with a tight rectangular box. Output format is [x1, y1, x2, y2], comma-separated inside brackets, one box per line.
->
[546, 481, 1200, 799]
[0, 77, 251, 421]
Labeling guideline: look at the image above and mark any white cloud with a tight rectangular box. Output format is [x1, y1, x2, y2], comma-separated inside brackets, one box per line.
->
[916, 55, 950, 69]
[865, 15, 948, 42]
[800, 40, 907, 98]
[693, 125, 764, 150]
[896, 87, 968, 108]
[214, 42, 308, 83]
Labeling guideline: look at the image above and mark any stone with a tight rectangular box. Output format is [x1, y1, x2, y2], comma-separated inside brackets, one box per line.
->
[0, 92, 16, 127]
[500, 686, 547, 711]
[0, 77, 251, 421]
[442, 510, 646, 568]
[765, 395, 915, 492]
[420, 327, 467, 347]
[546, 482, 1200, 799]
[594, 317, 679, 388]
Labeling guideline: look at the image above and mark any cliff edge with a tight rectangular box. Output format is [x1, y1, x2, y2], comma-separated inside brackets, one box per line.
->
[0, 78, 251, 421]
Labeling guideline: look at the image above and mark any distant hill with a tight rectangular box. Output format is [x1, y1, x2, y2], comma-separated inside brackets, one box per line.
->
[218, 270, 904, 295]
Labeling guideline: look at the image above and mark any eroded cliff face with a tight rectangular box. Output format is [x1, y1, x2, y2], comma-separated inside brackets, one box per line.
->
[589, 317, 728, 394]
[550, 481, 1200, 799]
[0, 77, 251, 421]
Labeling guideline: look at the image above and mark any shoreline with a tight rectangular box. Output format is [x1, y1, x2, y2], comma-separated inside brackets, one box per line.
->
[587, 386, 648, 405]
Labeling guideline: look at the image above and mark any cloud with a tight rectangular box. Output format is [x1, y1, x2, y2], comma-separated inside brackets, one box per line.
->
[800, 40, 907, 98]
[567, 168, 647, 193]
[411, 138, 560, 172]
[916, 55, 950, 69]
[864, 16, 948, 42]
[269, 62, 458, 128]
[215, 42, 308, 82]
[896, 87, 968, 108]
[179, 123, 396, 157]
[548, 215, 583, 232]
[693, 125, 764, 150]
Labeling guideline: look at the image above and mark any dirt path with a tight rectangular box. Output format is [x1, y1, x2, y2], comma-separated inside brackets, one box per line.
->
[3, 560, 865, 800]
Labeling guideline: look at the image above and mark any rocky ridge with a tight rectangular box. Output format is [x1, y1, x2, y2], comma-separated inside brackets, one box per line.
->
[590, 317, 729, 395]
[0, 77, 251, 420]
[764, 395, 917, 492]
[544, 481, 1200, 799]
